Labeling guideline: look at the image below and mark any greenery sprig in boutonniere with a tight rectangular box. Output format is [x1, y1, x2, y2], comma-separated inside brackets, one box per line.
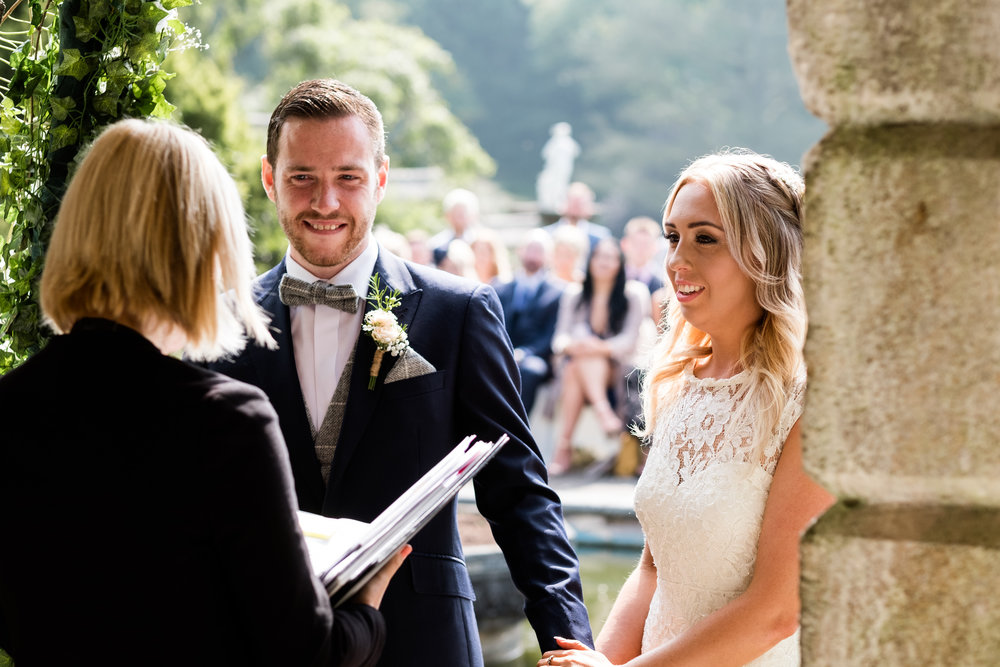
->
[362, 274, 409, 389]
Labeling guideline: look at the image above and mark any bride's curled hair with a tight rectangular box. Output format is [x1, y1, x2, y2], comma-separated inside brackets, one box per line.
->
[638, 149, 806, 454]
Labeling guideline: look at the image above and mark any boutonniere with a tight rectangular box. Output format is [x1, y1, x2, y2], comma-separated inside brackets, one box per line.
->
[361, 273, 409, 390]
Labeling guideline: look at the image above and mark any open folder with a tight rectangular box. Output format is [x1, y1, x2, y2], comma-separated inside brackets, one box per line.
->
[297, 433, 510, 606]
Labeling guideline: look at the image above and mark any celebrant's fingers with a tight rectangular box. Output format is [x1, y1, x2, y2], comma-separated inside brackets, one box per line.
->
[354, 544, 412, 609]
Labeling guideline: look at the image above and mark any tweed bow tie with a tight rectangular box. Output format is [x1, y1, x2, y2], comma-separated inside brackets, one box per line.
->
[278, 274, 361, 313]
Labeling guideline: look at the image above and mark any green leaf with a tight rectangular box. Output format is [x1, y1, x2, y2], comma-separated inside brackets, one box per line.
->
[148, 95, 175, 119]
[0, 108, 22, 136]
[53, 49, 94, 80]
[49, 95, 77, 121]
[103, 59, 132, 97]
[161, 0, 193, 8]
[139, 3, 169, 26]
[166, 18, 186, 35]
[88, 0, 110, 21]
[72, 16, 99, 42]
[48, 124, 79, 153]
[127, 31, 160, 63]
[92, 92, 120, 117]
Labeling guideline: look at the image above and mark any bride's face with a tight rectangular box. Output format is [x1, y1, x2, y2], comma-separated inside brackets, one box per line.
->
[662, 181, 762, 339]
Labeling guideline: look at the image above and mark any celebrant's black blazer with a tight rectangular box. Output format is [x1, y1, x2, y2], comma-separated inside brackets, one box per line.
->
[0, 319, 385, 667]
[207, 245, 593, 666]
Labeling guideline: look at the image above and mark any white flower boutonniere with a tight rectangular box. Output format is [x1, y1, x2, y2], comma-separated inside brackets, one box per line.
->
[362, 274, 409, 390]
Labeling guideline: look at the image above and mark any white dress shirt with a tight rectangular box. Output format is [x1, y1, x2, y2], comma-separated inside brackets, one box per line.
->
[285, 238, 378, 432]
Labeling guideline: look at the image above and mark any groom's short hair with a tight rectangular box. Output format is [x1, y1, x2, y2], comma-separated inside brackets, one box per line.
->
[266, 78, 386, 169]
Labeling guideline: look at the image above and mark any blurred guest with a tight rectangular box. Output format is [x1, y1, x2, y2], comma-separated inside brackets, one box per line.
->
[544, 181, 612, 257]
[435, 238, 478, 280]
[405, 228, 434, 266]
[429, 187, 480, 265]
[468, 227, 512, 286]
[0, 119, 407, 667]
[496, 229, 566, 416]
[549, 237, 649, 474]
[550, 223, 589, 284]
[621, 215, 666, 298]
[373, 223, 411, 261]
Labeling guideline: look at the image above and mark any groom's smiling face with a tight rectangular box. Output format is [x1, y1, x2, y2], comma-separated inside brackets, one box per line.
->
[262, 114, 389, 280]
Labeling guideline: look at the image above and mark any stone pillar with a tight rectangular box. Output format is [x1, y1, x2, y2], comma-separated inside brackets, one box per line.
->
[786, 1, 1000, 664]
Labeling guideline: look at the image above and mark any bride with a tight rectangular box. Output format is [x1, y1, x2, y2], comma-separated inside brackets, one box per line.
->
[540, 151, 834, 666]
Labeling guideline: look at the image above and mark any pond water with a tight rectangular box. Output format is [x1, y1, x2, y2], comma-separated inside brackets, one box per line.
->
[488, 546, 641, 667]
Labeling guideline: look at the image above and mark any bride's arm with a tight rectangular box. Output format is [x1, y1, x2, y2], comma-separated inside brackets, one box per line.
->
[628, 419, 835, 667]
[593, 542, 658, 662]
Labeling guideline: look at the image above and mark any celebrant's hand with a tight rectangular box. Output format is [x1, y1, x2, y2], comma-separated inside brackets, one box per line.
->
[539, 637, 617, 667]
[353, 544, 412, 609]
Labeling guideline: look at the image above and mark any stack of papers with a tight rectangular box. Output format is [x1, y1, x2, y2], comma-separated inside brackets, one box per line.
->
[298, 433, 510, 606]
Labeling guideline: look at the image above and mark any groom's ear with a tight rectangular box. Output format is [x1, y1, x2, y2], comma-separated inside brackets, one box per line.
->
[375, 155, 389, 204]
[261, 154, 277, 203]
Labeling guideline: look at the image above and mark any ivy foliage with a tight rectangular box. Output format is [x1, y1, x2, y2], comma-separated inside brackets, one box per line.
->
[0, 0, 193, 374]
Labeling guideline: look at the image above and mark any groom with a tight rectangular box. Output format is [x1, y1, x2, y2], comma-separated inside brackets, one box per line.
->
[207, 79, 592, 665]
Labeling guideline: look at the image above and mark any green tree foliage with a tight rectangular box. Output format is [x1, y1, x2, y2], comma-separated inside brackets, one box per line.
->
[380, 0, 825, 231]
[394, 0, 583, 199]
[525, 0, 825, 227]
[0, 0, 194, 372]
[162, 45, 278, 267]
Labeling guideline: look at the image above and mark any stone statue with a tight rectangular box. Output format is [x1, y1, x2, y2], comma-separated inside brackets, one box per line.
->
[536, 122, 580, 214]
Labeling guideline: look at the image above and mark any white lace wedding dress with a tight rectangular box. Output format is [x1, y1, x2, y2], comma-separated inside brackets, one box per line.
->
[633, 363, 806, 665]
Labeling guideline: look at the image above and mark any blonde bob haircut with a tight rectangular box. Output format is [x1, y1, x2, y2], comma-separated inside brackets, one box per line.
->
[638, 149, 806, 453]
[41, 118, 274, 361]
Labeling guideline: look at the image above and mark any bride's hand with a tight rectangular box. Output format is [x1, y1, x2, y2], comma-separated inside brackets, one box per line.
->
[538, 637, 617, 666]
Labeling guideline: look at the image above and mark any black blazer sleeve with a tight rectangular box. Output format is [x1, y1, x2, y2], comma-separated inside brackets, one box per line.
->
[202, 381, 386, 667]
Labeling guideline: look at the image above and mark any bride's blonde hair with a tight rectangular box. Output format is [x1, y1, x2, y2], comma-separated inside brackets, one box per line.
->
[637, 150, 806, 452]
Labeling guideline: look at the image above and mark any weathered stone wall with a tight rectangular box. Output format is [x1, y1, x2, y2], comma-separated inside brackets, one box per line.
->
[787, 1, 1000, 663]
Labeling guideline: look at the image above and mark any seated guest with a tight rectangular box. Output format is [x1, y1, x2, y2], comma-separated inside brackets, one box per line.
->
[621, 215, 667, 298]
[468, 227, 513, 286]
[435, 237, 479, 280]
[406, 228, 435, 266]
[550, 237, 649, 474]
[429, 187, 481, 265]
[543, 181, 612, 257]
[550, 223, 590, 284]
[0, 119, 408, 667]
[496, 229, 566, 416]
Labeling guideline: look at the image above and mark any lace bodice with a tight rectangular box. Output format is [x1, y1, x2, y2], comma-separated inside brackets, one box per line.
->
[633, 364, 805, 665]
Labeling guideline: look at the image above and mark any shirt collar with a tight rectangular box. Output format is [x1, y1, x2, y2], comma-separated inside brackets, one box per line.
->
[516, 270, 545, 291]
[284, 235, 379, 295]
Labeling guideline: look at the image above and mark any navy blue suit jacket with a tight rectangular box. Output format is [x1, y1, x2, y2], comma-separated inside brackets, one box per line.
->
[207, 246, 592, 665]
[495, 274, 565, 364]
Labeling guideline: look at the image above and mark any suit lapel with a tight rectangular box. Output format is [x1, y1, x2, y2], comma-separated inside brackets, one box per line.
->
[323, 247, 422, 508]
